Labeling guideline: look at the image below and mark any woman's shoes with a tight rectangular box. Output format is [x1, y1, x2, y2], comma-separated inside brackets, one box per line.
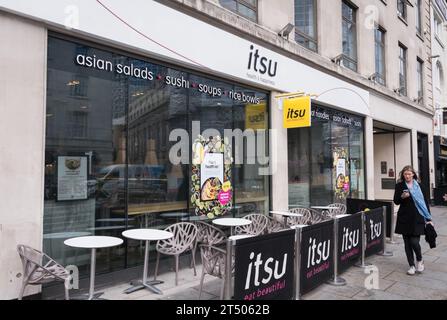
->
[407, 266, 416, 275]
[416, 260, 424, 273]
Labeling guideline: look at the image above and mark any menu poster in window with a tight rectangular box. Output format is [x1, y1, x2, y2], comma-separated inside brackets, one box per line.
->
[200, 153, 224, 201]
[57, 156, 88, 201]
[333, 147, 350, 199]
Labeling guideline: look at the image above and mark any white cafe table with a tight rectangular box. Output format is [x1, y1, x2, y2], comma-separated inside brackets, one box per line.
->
[212, 218, 252, 235]
[121, 229, 173, 295]
[270, 210, 303, 227]
[64, 236, 123, 300]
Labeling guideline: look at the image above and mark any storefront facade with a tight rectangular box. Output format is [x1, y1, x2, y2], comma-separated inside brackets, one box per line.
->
[1, 0, 436, 300]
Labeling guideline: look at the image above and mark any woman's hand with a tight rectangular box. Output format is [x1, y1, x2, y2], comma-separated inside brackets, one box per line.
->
[426, 221, 434, 226]
[401, 191, 410, 199]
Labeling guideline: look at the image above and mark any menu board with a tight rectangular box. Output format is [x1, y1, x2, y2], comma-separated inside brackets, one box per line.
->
[57, 156, 88, 201]
[200, 153, 224, 201]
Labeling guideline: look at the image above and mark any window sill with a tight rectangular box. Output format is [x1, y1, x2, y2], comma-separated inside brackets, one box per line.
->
[435, 35, 445, 49]
[416, 32, 424, 42]
[397, 15, 408, 26]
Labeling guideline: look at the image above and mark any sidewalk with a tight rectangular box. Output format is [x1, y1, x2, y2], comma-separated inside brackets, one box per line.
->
[64, 207, 447, 300]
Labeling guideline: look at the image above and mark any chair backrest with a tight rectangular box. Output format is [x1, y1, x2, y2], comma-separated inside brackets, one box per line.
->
[235, 214, 269, 236]
[17, 244, 68, 284]
[266, 216, 284, 233]
[287, 208, 312, 226]
[195, 221, 227, 245]
[157, 222, 198, 254]
[199, 244, 227, 279]
[328, 203, 347, 216]
[307, 208, 331, 224]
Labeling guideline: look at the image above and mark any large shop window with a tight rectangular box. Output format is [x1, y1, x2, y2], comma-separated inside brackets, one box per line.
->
[44, 36, 269, 276]
[288, 105, 365, 208]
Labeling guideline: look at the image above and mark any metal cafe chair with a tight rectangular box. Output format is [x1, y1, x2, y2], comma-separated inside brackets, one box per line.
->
[190, 221, 227, 269]
[265, 216, 285, 233]
[154, 222, 198, 286]
[17, 244, 70, 300]
[287, 207, 312, 226]
[327, 203, 347, 216]
[234, 213, 269, 236]
[198, 244, 232, 300]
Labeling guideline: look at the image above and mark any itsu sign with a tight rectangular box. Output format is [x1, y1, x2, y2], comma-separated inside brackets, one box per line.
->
[365, 208, 385, 257]
[234, 230, 295, 300]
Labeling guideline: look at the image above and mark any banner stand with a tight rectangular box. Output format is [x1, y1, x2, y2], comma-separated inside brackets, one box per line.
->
[294, 226, 302, 300]
[224, 238, 233, 300]
[377, 206, 393, 257]
[355, 211, 371, 268]
[326, 216, 346, 286]
[387, 203, 399, 244]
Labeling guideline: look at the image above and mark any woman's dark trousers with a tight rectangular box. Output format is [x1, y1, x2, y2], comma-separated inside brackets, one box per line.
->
[402, 235, 422, 266]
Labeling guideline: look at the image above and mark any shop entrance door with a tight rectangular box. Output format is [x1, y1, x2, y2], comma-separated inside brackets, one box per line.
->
[417, 132, 430, 194]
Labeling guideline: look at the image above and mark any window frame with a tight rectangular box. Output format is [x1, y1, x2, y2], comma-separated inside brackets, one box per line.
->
[398, 42, 408, 96]
[294, 0, 318, 52]
[374, 26, 387, 86]
[417, 57, 424, 104]
[219, 0, 258, 22]
[341, 0, 358, 72]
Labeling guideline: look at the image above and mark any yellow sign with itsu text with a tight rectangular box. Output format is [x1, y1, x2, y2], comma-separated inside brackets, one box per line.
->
[283, 96, 311, 128]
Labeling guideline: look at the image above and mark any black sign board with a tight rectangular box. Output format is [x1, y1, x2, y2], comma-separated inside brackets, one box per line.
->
[234, 230, 295, 300]
[346, 198, 393, 238]
[364, 207, 384, 257]
[300, 220, 334, 295]
[337, 213, 363, 273]
[381, 178, 396, 190]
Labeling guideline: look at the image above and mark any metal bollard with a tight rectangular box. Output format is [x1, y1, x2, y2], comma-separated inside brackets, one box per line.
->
[355, 211, 371, 268]
[294, 226, 302, 300]
[387, 203, 399, 244]
[377, 206, 393, 256]
[327, 216, 346, 286]
[225, 238, 233, 300]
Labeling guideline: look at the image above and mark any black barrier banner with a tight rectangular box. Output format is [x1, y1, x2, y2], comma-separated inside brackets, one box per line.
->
[346, 198, 392, 238]
[300, 220, 334, 295]
[364, 207, 384, 257]
[234, 229, 295, 300]
[337, 213, 362, 273]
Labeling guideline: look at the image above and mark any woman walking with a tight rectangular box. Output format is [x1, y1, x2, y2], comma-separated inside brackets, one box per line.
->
[393, 165, 433, 275]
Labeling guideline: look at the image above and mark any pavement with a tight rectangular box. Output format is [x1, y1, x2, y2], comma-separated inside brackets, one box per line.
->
[50, 206, 447, 300]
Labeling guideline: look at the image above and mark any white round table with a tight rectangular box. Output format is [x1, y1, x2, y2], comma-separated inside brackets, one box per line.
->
[64, 236, 123, 300]
[121, 229, 173, 295]
[270, 210, 303, 227]
[212, 218, 252, 235]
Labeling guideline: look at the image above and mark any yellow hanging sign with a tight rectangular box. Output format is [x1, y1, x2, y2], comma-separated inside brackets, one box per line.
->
[283, 96, 311, 128]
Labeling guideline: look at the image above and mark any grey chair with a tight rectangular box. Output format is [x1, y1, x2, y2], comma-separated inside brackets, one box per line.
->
[190, 221, 227, 269]
[328, 203, 347, 216]
[266, 216, 285, 233]
[234, 213, 269, 236]
[287, 207, 312, 226]
[198, 244, 232, 300]
[154, 222, 198, 286]
[17, 244, 70, 300]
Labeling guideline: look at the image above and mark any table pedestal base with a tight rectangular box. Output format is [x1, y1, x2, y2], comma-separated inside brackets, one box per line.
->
[124, 280, 164, 295]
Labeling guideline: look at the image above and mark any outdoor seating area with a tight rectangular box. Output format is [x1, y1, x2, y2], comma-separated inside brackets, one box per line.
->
[17, 201, 360, 300]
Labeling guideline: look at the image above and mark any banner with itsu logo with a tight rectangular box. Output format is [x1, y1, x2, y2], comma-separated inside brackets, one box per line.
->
[337, 213, 362, 273]
[364, 207, 385, 257]
[300, 220, 334, 295]
[234, 230, 295, 300]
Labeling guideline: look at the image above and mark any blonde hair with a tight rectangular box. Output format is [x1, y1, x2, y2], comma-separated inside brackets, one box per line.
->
[399, 165, 419, 182]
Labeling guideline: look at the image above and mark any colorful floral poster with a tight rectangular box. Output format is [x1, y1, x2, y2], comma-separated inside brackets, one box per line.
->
[191, 135, 232, 219]
[333, 147, 350, 200]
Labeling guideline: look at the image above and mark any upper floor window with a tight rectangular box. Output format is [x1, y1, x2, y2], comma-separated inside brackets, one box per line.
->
[415, 0, 422, 35]
[434, 13, 443, 38]
[397, 0, 407, 21]
[436, 61, 444, 91]
[295, 0, 318, 52]
[219, 0, 257, 22]
[416, 58, 424, 103]
[374, 26, 386, 85]
[398, 43, 408, 96]
[342, 1, 357, 71]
